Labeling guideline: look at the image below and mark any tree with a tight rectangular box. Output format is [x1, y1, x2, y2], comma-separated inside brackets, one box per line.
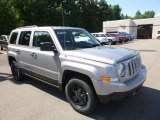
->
[142, 10, 155, 18]
[0, 0, 123, 33]
[112, 5, 122, 20]
[133, 10, 155, 19]
[135, 10, 142, 19]
[0, 0, 23, 35]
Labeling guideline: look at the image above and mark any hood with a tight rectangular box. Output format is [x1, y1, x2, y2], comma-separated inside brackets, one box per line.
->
[118, 36, 124, 38]
[107, 37, 115, 39]
[64, 46, 139, 65]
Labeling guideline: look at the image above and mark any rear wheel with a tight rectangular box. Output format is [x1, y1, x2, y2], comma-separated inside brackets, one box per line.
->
[11, 61, 24, 81]
[119, 41, 123, 43]
[158, 36, 160, 40]
[65, 78, 98, 114]
[112, 41, 116, 45]
[108, 40, 112, 45]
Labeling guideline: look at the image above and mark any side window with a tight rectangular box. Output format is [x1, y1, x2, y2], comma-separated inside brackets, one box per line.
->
[95, 34, 98, 37]
[0, 36, 3, 40]
[4, 36, 7, 41]
[32, 31, 53, 47]
[158, 31, 160, 34]
[10, 32, 18, 44]
[18, 31, 31, 46]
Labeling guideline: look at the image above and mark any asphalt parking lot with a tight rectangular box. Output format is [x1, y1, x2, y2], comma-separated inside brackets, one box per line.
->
[0, 39, 160, 120]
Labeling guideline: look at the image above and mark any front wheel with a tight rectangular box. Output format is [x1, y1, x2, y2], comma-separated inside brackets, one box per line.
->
[65, 78, 98, 114]
[158, 36, 160, 40]
[11, 61, 23, 81]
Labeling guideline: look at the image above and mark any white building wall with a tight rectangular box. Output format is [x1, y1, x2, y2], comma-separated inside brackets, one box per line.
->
[103, 17, 160, 39]
[103, 19, 131, 33]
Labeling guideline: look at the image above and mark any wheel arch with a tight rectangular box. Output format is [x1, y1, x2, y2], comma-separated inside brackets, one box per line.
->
[8, 56, 17, 66]
[61, 70, 97, 96]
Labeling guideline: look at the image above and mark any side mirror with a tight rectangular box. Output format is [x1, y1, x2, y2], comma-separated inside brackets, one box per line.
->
[40, 42, 58, 53]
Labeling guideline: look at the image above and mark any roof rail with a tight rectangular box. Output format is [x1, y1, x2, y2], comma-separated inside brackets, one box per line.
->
[16, 25, 37, 29]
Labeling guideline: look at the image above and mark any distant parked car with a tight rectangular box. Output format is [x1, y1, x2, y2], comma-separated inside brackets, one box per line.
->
[144, 34, 150, 39]
[105, 33, 119, 45]
[119, 32, 134, 40]
[92, 33, 109, 44]
[110, 33, 128, 43]
[156, 33, 160, 39]
[128, 33, 135, 40]
[0, 35, 9, 50]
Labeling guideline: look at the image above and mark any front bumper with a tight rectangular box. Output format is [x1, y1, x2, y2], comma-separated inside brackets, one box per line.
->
[98, 82, 143, 104]
[93, 65, 147, 103]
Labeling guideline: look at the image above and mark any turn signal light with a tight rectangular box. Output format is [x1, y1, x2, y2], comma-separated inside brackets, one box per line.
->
[102, 76, 111, 83]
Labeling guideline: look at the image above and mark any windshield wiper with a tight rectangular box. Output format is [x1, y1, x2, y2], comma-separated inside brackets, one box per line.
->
[90, 44, 101, 48]
[79, 44, 100, 48]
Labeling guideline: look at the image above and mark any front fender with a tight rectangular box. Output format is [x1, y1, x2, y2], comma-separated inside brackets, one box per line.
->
[60, 61, 101, 83]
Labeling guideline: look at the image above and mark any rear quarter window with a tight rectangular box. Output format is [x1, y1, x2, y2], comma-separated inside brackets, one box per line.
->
[10, 32, 18, 44]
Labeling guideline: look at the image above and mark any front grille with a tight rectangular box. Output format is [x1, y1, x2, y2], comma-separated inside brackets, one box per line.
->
[118, 55, 142, 82]
[127, 55, 141, 78]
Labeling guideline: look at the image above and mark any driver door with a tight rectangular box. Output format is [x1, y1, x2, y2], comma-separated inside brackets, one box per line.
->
[30, 30, 59, 84]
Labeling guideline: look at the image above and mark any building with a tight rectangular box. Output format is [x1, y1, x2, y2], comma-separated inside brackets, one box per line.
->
[103, 17, 160, 39]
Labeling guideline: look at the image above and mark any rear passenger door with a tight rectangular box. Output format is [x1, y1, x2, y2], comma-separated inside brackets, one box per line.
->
[30, 30, 59, 84]
[17, 31, 34, 70]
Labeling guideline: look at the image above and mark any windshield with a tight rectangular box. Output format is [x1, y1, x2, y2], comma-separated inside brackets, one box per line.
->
[110, 34, 116, 37]
[105, 33, 111, 37]
[54, 29, 100, 50]
[99, 34, 106, 37]
[118, 33, 123, 36]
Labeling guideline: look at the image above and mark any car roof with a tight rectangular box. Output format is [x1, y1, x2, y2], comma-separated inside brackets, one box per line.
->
[91, 33, 105, 34]
[12, 26, 83, 31]
[1, 35, 9, 37]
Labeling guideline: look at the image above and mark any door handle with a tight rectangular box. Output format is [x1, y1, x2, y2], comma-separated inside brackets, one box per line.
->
[30, 52, 37, 58]
[16, 50, 20, 54]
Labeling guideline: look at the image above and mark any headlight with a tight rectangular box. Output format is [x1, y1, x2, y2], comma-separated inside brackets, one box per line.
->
[117, 63, 126, 77]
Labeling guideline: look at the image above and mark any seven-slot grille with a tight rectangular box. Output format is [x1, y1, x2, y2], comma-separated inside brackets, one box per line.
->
[128, 55, 141, 78]
[119, 55, 142, 82]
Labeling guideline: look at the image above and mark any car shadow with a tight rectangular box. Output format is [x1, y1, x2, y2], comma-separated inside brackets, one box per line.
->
[137, 50, 157, 52]
[24, 76, 67, 102]
[0, 73, 13, 82]
[22, 78, 160, 120]
[1, 73, 160, 120]
[88, 86, 160, 120]
[0, 73, 67, 101]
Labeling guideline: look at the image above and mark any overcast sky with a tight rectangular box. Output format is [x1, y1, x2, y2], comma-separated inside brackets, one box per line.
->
[106, 0, 160, 17]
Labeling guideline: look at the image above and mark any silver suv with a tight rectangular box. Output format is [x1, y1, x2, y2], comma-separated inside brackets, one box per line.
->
[7, 26, 147, 114]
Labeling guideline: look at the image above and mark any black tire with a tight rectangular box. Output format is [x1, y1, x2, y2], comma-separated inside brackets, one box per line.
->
[112, 41, 116, 45]
[108, 40, 112, 45]
[158, 36, 160, 40]
[119, 41, 122, 43]
[10, 61, 23, 81]
[65, 78, 98, 114]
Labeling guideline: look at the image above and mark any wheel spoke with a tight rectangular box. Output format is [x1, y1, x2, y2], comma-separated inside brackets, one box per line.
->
[70, 85, 88, 107]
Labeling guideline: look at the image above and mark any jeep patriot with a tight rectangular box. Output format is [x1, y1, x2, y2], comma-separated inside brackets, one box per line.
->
[7, 26, 147, 114]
